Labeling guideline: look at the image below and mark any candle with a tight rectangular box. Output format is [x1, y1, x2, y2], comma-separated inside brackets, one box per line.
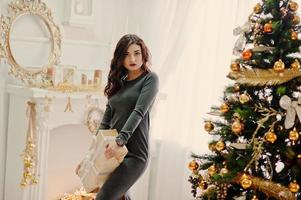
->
[94, 69, 102, 86]
[46, 67, 55, 76]
[94, 69, 101, 78]
[81, 74, 87, 85]
[94, 77, 100, 87]
[46, 66, 56, 86]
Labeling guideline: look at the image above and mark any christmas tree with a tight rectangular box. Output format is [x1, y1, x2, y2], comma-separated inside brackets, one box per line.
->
[188, 1, 301, 199]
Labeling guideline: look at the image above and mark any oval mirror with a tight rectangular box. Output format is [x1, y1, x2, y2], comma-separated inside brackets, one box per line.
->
[9, 13, 52, 72]
[1, 0, 61, 85]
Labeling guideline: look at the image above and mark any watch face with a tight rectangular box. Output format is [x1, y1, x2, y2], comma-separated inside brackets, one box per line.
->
[116, 138, 124, 146]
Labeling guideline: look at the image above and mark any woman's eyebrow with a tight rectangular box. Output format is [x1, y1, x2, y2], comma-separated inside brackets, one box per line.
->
[125, 49, 141, 53]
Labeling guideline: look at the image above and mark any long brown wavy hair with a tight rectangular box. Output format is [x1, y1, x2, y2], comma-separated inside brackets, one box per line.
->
[104, 34, 151, 98]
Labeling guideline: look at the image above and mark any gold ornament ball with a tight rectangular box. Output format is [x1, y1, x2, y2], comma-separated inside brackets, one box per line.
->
[31, 178, 39, 184]
[23, 171, 32, 179]
[251, 195, 259, 200]
[263, 22, 273, 33]
[208, 143, 216, 152]
[188, 160, 199, 171]
[204, 121, 214, 132]
[289, 1, 299, 12]
[208, 165, 217, 176]
[230, 62, 240, 71]
[239, 93, 250, 104]
[20, 181, 27, 188]
[297, 154, 301, 166]
[220, 167, 229, 175]
[293, 15, 300, 25]
[232, 120, 243, 135]
[253, 3, 263, 14]
[291, 31, 298, 40]
[277, 125, 284, 131]
[273, 59, 285, 72]
[28, 143, 36, 151]
[29, 142, 36, 148]
[24, 160, 34, 168]
[199, 180, 208, 190]
[289, 128, 299, 142]
[240, 173, 253, 189]
[27, 140, 33, 144]
[215, 141, 226, 152]
[233, 83, 240, 92]
[289, 180, 300, 193]
[23, 156, 31, 163]
[291, 59, 301, 70]
[220, 103, 230, 113]
[242, 49, 252, 60]
[265, 131, 277, 143]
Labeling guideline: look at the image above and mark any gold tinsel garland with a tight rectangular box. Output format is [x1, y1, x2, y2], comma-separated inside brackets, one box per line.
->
[234, 175, 297, 200]
[44, 82, 103, 93]
[227, 68, 301, 86]
[243, 104, 277, 171]
[20, 101, 39, 188]
[59, 187, 96, 200]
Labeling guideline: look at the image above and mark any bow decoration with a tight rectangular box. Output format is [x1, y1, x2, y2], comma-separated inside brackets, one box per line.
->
[279, 95, 301, 129]
[233, 21, 251, 56]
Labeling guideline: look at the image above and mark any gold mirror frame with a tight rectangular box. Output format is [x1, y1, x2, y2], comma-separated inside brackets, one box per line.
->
[0, 0, 61, 85]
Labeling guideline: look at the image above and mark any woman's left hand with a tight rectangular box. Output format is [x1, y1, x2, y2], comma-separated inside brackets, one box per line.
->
[104, 141, 121, 159]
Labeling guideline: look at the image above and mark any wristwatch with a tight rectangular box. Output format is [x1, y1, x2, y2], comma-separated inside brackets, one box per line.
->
[115, 137, 126, 147]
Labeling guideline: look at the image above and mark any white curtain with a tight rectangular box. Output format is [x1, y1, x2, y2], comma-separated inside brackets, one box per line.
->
[138, 0, 259, 199]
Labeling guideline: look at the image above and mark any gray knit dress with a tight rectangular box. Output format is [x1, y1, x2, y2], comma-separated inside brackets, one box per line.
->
[96, 71, 159, 200]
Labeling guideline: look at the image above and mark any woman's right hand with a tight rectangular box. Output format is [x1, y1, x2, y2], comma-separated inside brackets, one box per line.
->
[104, 141, 121, 159]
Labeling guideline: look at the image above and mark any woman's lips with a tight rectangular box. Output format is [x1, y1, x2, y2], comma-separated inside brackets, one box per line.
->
[130, 64, 136, 66]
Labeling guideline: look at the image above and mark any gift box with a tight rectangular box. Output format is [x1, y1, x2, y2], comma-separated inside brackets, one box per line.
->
[77, 129, 128, 193]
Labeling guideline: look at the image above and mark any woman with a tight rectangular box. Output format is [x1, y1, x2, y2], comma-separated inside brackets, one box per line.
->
[96, 34, 159, 200]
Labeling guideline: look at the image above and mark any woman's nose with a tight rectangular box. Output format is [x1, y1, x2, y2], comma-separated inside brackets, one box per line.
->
[129, 55, 135, 62]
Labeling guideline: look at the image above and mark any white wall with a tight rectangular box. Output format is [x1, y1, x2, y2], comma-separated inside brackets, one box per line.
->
[0, 0, 130, 199]
[0, 64, 9, 200]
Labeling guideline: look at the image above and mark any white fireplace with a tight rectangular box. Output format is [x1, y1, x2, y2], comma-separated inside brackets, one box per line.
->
[4, 84, 106, 200]
[46, 124, 93, 200]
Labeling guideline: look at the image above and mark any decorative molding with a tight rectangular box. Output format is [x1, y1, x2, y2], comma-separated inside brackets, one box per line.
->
[64, 0, 96, 27]
[6, 84, 106, 100]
